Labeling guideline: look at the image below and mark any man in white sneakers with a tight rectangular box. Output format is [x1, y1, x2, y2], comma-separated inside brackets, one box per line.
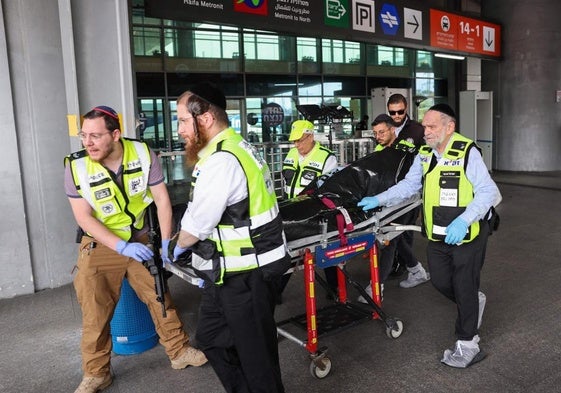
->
[358, 114, 430, 303]
[359, 104, 500, 368]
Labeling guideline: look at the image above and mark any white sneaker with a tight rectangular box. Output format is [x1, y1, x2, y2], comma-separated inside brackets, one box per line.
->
[441, 335, 482, 368]
[357, 283, 383, 303]
[478, 291, 486, 329]
[399, 262, 430, 288]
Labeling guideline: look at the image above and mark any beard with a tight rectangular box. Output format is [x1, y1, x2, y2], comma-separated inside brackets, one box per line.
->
[185, 127, 210, 166]
[394, 117, 405, 127]
[425, 133, 446, 150]
[87, 141, 114, 163]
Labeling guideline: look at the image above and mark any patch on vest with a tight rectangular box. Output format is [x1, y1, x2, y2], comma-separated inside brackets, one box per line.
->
[308, 161, 322, 169]
[439, 188, 458, 206]
[441, 158, 464, 167]
[301, 170, 316, 185]
[239, 139, 265, 169]
[128, 177, 145, 195]
[94, 188, 111, 200]
[100, 202, 116, 215]
[88, 172, 106, 182]
[192, 165, 201, 179]
[126, 159, 142, 170]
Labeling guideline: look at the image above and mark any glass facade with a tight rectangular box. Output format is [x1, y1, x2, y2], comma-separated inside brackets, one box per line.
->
[131, 0, 454, 189]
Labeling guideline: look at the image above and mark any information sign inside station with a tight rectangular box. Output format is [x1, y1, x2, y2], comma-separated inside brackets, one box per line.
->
[145, 1, 501, 60]
[430, 9, 501, 57]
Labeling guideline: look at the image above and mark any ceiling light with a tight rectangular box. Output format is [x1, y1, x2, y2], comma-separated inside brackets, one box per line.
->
[434, 53, 466, 60]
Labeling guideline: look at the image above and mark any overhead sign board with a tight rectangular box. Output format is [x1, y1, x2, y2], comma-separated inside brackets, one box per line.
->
[145, 0, 501, 60]
[430, 9, 501, 57]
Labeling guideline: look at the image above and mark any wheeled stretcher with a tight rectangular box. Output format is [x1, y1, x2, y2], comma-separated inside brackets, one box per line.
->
[276, 195, 421, 379]
[164, 147, 420, 378]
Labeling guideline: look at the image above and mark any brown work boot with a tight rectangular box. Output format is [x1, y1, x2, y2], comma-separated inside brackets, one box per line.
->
[170, 346, 208, 369]
[74, 373, 112, 393]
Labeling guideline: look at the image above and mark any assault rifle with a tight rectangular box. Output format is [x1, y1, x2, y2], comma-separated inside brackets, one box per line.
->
[145, 204, 168, 317]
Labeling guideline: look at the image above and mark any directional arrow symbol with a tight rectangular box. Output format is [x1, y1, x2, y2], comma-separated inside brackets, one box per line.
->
[483, 26, 495, 52]
[485, 31, 493, 47]
[327, 0, 346, 20]
[407, 15, 420, 34]
[404, 8, 422, 40]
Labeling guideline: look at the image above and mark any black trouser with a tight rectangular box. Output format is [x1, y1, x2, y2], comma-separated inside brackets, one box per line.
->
[196, 269, 284, 393]
[323, 266, 339, 293]
[395, 229, 418, 269]
[379, 239, 399, 284]
[395, 206, 420, 269]
[427, 221, 490, 341]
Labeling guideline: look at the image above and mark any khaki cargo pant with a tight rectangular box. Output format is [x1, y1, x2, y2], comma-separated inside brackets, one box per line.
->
[74, 237, 189, 377]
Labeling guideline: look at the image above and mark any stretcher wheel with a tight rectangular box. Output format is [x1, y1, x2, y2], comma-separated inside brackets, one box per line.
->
[309, 356, 332, 379]
[385, 318, 404, 339]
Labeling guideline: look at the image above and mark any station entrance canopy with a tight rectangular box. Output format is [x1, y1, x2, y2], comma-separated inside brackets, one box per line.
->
[145, 0, 501, 60]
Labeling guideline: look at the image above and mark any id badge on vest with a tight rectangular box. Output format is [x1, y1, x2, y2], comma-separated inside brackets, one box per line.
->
[439, 171, 460, 207]
[300, 170, 316, 186]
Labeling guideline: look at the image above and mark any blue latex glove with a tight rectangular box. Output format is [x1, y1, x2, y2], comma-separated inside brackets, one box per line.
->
[444, 217, 469, 245]
[161, 239, 171, 264]
[173, 244, 190, 262]
[357, 196, 380, 211]
[116, 240, 154, 262]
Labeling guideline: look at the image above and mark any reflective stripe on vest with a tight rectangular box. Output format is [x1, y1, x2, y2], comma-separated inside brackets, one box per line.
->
[420, 133, 479, 243]
[190, 128, 287, 284]
[65, 139, 153, 240]
[282, 142, 333, 198]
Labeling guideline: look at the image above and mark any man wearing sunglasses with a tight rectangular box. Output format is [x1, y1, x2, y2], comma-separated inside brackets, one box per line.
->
[387, 93, 425, 151]
[386, 94, 427, 285]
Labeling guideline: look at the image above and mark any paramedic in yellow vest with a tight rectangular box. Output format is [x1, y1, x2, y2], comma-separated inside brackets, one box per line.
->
[281, 120, 339, 297]
[64, 106, 206, 393]
[172, 83, 290, 393]
[357, 114, 430, 304]
[358, 104, 501, 369]
[282, 120, 338, 199]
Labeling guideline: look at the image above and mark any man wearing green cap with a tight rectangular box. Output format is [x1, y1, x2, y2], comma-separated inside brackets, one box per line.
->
[281, 119, 339, 297]
[282, 119, 337, 199]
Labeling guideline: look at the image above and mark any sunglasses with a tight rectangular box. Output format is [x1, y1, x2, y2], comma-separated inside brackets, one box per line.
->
[388, 109, 406, 116]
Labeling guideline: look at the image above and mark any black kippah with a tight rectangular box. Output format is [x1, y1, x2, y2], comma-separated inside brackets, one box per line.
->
[189, 82, 227, 110]
[429, 103, 456, 119]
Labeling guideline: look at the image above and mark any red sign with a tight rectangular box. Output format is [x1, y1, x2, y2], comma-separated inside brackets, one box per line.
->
[430, 9, 501, 58]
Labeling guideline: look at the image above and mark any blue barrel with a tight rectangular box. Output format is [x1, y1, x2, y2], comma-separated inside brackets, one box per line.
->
[110, 278, 159, 355]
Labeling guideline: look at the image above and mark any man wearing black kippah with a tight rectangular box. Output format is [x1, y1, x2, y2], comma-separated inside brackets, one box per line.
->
[173, 83, 290, 392]
[358, 104, 502, 368]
